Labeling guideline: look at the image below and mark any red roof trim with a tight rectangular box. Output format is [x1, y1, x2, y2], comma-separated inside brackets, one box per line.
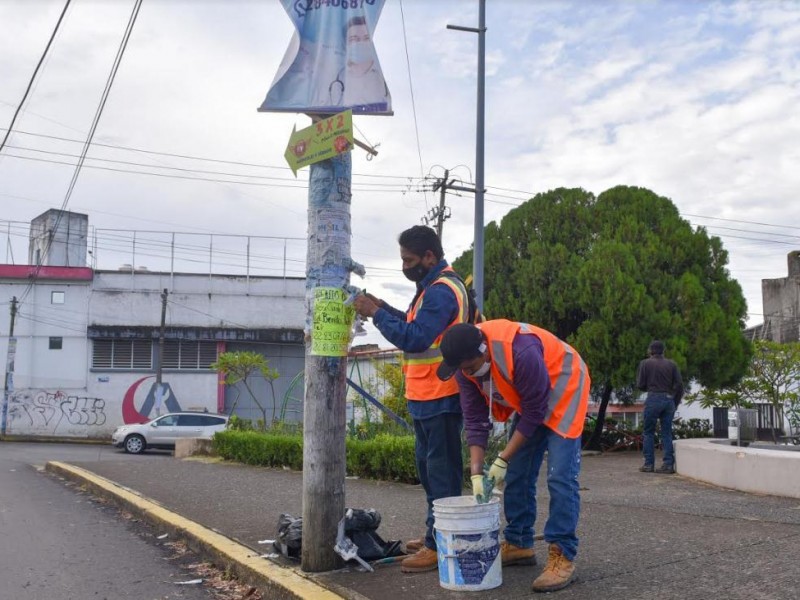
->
[0, 265, 94, 281]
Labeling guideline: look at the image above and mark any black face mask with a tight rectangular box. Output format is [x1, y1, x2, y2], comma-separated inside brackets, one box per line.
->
[403, 263, 429, 282]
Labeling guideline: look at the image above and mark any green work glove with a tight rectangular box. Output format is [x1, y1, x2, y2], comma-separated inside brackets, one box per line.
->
[488, 456, 508, 486]
[471, 474, 485, 502]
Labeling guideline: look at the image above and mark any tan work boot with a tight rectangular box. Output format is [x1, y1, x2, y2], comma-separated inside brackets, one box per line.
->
[401, 546, 438, 573]
[532, 544, 575, 593]
[404, 537, 425, 553]
[501, 541, 537, 566]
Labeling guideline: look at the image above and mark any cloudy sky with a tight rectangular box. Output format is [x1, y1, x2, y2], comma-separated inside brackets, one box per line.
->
[1, 0, 799, 346]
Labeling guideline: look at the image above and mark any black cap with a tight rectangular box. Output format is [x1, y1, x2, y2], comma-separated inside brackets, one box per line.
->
[437, 323, 485, 381]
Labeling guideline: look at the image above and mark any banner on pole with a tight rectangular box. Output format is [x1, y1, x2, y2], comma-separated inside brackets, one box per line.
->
[311, 288, 355, 357]
[259, 0, 392, 116]
[285, 109, 353, 174]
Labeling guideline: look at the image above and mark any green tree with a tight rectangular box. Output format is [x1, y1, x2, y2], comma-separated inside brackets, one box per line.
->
[454, 185, 752, 450]
[211, 351, 279, 430]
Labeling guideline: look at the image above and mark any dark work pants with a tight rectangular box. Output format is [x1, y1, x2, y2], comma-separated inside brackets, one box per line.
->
[413, 412, 464, 550]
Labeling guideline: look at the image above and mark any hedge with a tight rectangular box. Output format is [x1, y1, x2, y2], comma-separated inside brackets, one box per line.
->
[213, 430, 419, 484]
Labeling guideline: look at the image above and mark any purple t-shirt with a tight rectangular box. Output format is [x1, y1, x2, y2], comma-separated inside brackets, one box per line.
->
[456, 333, 551, 448]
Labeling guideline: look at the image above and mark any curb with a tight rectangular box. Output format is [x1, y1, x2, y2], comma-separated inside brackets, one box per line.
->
[45, 461, 350, 600]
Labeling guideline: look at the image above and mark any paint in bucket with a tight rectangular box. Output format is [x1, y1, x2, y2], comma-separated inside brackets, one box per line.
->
[433, 495, 502, 591]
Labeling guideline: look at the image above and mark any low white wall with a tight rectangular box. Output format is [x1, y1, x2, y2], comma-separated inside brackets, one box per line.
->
[675, 438, 800, 499]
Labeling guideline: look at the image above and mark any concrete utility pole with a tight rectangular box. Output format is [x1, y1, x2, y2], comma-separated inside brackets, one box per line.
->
[448, 0, 487, 310]
[302, 152, 352, 572]
[154, 288, 168, 416]
[1, 296, 18, 435]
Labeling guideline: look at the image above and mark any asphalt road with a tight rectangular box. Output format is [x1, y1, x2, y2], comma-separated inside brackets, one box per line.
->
[0, 441, 217, 600]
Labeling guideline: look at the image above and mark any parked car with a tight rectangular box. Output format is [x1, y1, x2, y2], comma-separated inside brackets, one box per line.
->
[111, 412, 229, 454]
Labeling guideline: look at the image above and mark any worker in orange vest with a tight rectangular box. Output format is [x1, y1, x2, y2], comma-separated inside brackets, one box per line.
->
[438, 320, 590, 593]
[353, 225, 475, 573]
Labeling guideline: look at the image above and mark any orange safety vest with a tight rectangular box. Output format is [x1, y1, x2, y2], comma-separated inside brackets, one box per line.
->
[403, 268, 470, 401]
[466, 319, 590, 439]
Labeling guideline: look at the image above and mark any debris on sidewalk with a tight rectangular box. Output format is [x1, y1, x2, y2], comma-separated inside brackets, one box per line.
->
[174, 578, 203, 585]
[274, 508, 404, 564]
[334, 510, 374, 572]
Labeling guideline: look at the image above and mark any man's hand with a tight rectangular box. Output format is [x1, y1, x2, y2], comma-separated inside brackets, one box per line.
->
[470, 474, 485, 502]
[487, 456, 508, 486]
[364, 293, 384, 307]
[353, 294, 380, 318]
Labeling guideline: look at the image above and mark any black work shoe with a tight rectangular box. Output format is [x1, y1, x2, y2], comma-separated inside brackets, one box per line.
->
[639, 464, 654, 473]
[656, 464, 675, 474]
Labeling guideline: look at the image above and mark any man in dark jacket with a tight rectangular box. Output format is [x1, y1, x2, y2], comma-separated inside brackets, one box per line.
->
[637, 340, 684, 474]
[353, 225, 470, 573]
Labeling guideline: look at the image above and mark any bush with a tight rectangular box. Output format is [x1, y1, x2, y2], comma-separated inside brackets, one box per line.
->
[213, 430, 419, 484]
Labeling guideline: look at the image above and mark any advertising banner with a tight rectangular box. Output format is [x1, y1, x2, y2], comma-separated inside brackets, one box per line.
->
[260, 0, 392, 115]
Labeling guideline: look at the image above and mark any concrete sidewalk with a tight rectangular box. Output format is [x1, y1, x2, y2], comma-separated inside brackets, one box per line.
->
[48, 451, 800, 600]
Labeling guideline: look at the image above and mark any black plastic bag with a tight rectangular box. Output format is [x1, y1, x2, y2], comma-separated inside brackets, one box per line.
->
[274, 509, 404, 561]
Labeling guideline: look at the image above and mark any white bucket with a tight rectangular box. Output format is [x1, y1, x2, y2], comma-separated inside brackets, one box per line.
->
[433, 495, 502, 591]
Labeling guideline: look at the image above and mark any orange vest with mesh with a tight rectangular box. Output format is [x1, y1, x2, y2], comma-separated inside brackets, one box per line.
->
[466, 319, 590, 439]
[403, 268, 470, 401]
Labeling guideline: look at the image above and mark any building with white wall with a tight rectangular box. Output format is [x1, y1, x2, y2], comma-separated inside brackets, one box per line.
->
[1, 210, 306, 439]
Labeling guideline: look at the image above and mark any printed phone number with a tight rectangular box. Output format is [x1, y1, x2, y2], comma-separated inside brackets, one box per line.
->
[295, 0, 376, 18]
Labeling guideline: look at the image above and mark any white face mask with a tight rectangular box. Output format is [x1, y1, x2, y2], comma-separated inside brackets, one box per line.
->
[348, 41, 373, 65]
[472, 361, 491, 378]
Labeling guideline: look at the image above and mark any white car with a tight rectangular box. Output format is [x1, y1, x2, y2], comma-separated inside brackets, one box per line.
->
[111, 412, 229, 454]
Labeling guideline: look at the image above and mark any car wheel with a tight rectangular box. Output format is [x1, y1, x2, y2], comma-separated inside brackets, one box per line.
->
[124, 434, 146, 454]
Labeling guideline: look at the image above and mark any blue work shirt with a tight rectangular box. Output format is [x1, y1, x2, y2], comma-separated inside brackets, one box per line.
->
[373, 259, 462, 419]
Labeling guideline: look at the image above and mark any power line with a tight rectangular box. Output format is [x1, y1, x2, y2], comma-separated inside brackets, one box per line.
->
[398, 0, 428, 210]
[19, 0, 143, 306]
[0, 0, 72, 154]
[0, 127, 421, 181]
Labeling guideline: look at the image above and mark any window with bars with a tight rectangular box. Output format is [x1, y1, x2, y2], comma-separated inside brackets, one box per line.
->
[162, 341, 218, 370]
[92, 339, 153, 369]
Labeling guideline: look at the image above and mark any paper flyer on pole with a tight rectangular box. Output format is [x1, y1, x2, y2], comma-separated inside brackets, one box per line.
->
[259, 0, 392, 115]
[311, 287, 355, 356]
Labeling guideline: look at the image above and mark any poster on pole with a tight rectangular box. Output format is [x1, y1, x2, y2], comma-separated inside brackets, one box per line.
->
[285, 109, 353, 174]
[259, 0, 392, 115]
[311, 288, 355, 356]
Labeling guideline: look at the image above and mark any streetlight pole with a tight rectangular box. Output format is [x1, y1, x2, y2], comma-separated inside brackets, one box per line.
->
[448, 0, 486, 310]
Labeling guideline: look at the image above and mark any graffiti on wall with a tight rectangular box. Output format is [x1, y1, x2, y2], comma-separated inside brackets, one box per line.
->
[8, 390, 106, 432]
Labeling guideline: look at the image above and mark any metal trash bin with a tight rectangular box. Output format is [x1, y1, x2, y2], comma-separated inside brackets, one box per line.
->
[728, 408, 757, 445]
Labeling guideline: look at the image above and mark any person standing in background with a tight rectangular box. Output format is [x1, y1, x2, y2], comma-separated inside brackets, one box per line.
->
[637, 340, 684, 474]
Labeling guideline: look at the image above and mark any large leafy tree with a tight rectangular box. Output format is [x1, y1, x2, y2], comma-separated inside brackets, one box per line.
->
[453, 185, 751, 450]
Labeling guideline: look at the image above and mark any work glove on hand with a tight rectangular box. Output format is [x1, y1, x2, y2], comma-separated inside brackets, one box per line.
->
[470, 474, 485, 502]
[487, 456, 508, 486]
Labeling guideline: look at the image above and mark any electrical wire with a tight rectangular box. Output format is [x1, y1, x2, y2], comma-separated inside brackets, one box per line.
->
[0, 0, 72, 154]
[398, 0, 428, 210]
[19, 0, 143, 306]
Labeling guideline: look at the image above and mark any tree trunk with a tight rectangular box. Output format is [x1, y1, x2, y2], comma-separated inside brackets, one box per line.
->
[301, 153, 351, 572]
[583, 381, 613, 451]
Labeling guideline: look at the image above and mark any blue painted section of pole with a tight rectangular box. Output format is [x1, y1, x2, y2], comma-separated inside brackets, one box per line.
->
[302, 152, 352, 572]
[473, 0, 486, 311]
[345, 378, 412, 431]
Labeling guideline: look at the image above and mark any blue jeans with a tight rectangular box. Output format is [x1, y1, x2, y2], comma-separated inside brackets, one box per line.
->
[642, 393, 676, 467]
[413, 412, 464, 550]
[503, 417, 582, 561]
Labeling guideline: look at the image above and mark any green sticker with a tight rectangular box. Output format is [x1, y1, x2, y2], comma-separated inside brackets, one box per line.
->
[311, 287, 355, 357]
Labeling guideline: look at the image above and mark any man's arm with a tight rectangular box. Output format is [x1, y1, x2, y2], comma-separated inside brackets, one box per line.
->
[636, 360, 648, 391]
[456, 370, 491, 460]
[372, 284, 458, 353]
[672, 362, 685, 406]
